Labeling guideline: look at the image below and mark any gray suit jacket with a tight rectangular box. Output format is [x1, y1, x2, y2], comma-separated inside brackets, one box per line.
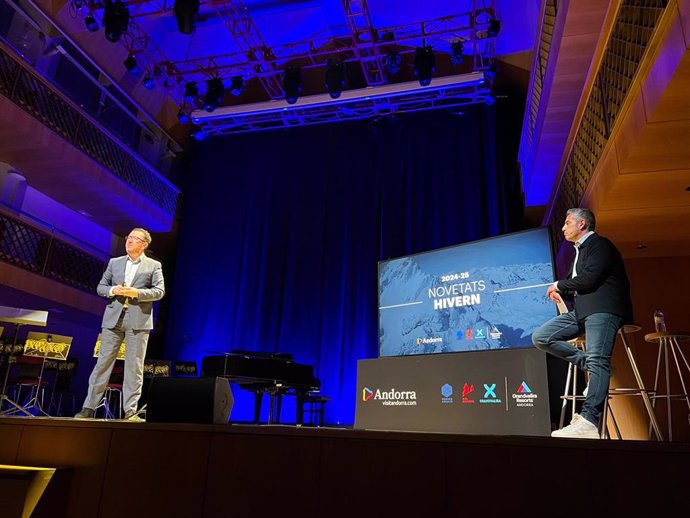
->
[97, 254, 165, 330]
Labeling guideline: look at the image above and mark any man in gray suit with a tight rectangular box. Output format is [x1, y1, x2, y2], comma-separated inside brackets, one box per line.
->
[75, 228, 165, 421]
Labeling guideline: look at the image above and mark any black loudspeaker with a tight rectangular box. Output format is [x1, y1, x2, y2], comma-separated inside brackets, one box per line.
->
[146, 377, 233, 424]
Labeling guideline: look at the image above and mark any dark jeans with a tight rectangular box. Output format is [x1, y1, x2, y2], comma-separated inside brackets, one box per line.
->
[532, 311, 623, 426]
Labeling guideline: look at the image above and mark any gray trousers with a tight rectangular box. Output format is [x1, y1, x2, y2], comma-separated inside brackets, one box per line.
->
[83, 310, 149, 417]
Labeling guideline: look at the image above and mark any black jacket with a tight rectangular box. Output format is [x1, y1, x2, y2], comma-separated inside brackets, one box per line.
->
[557, 233, 633, 323]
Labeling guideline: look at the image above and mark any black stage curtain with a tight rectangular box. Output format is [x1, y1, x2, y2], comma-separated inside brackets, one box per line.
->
[165, 105, 522, 423]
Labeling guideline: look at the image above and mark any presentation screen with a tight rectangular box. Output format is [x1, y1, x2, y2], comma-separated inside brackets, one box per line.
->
[378, 227, 556, 357]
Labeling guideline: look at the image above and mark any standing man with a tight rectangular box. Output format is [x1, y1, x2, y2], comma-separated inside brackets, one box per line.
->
[75, 228, 165, 421]
[532, 208, 632, 438]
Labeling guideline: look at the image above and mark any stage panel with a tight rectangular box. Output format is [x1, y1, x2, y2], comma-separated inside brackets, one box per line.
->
[355, 348, 551, 436]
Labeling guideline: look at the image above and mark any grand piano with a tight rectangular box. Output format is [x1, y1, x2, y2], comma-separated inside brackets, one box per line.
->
[201, 350, 320, 424]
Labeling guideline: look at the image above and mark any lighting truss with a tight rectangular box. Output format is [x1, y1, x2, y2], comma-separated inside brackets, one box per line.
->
[191, 72, 489, 136]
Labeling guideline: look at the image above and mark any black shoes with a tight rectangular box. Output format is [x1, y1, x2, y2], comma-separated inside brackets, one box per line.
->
[74, 407, 95, 419]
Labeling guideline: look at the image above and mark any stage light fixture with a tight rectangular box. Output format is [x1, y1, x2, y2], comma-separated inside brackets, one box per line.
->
[204, 76, 224, 112]
[283, 67, 302, 104]
[383, 51, 401, 76]
[177, 108, 190, 125]
[143, 74, 155, 90]
[84, 13, 99, 33]
[484, 61, 499, 81]
[413, 46, 436, 86]
[184, 81, 199, 102]
[103, 0, 130, 43]
[325, 59, 346, 99]
[488, 18, 501, 37]
[450, 40, 464, 66]
[174, 0, 200, 35]
[229, 76, 245, 96]
[123, 53, 140, 76]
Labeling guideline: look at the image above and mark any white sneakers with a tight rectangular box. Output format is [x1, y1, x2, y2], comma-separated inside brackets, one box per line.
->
[551, 414, 600, 439]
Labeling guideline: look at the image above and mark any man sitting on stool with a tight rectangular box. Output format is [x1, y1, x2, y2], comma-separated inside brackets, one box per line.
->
[75, 228, 165, 421]
[532, 208, 632, 439]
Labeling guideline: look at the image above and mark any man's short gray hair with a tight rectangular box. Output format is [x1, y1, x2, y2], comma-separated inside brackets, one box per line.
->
[566, 208, 596, 231]
[131, 228, 152, 244]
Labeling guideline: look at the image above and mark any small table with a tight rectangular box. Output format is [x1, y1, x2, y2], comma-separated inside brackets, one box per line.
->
[644, 332, 690, 441]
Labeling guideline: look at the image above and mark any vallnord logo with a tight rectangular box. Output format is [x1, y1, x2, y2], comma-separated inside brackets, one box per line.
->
[362, 386, 417, 406]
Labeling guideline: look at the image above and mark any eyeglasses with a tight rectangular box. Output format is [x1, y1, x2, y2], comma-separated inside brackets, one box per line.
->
[127, 235, 147, 244]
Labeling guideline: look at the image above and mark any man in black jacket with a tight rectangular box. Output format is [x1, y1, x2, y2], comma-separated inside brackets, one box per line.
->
[532, 208, 632, 439]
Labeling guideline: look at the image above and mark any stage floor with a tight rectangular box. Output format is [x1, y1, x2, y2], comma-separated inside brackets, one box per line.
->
[1, 416, 689, 518]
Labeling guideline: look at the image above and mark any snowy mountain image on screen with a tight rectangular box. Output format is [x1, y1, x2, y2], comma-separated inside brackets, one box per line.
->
[379, 257, 555, 356]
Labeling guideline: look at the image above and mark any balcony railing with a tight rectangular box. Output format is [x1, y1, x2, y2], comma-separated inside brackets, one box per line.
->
[548, 0, 668, 252]
[0, 43, 180, 218]
[0, 209, 107, 293]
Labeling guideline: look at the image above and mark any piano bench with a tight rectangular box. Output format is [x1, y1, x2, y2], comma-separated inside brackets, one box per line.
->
[300, 394, 330, 427]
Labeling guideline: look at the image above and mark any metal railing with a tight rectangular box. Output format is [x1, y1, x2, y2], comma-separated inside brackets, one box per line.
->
[0, 210, 107, 293]
[0, 43, 181, 217]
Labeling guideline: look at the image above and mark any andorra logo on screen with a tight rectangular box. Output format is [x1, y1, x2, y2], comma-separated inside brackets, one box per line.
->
[362, 386, 417, 406]
[416, 337, 442, 345]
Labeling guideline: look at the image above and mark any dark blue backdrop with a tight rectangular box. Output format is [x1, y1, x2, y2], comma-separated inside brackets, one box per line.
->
[164, 106, 519, 424]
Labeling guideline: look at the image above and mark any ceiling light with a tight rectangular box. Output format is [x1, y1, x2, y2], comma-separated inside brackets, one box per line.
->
[204, 77, 224, 112]
[325, 59, 346, 99]
[484, 61, 499, 81]
[450, 40, 464, 66]
[413, 46, 435, 87]
[174, 0, 200, 35]
[84, 13, 99, 33]
[143, 74, 155, 90]
[283, 67, 302, 104]
[184, 81, 199, 102]
[123, 54, 140, 76]
[229, 76, 245, 97]
[177, 109, 190, 125]
[103, 0, 130, 43]
[383, 51, 401, 76]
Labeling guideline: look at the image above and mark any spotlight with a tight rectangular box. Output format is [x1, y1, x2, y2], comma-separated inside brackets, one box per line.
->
[177, 108, 190, 125]
[283, 67, 302, 104]
[325, 59, 346, 99]
[229, 76, 245, 96]
[485, 94, 496, 106]
[192, 130, 206, 141]
[174, 0, 199, 35]
[84, 13, 99, 33]
[204, 76, 224, 112]
[484, 61, 499, 81]
[450, 40, 464, 66]
[143, 74, 155, 90]
[383, 51, 401, 76]
[488, 18, 501, 37]
[123, 53, 140, 76]
[103, 0, 130, 43]
[184, 81, 199, 102]
[413, 46, 435, 87]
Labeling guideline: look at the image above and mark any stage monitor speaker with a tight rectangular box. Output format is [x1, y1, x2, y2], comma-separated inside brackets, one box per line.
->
[146, 377, 233, 424]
